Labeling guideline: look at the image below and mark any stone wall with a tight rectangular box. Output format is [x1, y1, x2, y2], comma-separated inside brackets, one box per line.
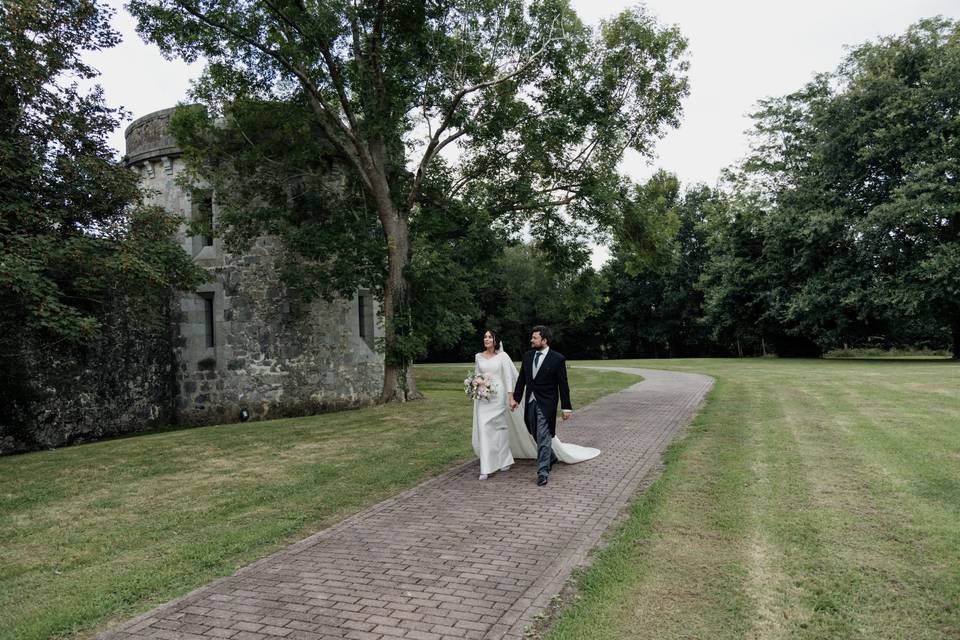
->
[0, 297, 175, 454]
[174, 237, 383, 424]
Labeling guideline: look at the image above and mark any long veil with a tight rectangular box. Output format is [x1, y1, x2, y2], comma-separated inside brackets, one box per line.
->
[498, 349, 600, 463]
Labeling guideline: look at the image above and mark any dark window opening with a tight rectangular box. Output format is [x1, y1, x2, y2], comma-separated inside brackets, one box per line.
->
[200, 193, 214, 247]
[192, 189, 214, 248]
[201, 292, 215, 348]
[358, 293, 367, 338]
[358, 291, 375, 350]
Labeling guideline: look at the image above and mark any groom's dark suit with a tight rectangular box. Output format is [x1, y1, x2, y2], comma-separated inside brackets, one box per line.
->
[513, 348, 572, 481]
[513, 349, 572, 437]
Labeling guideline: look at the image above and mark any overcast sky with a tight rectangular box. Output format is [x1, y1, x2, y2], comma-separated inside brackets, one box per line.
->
[89, 0, 959, 187]
[575, 0, 960, 188]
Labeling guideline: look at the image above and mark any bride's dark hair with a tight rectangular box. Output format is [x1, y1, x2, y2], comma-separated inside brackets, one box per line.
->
[482, 329, 501, 352]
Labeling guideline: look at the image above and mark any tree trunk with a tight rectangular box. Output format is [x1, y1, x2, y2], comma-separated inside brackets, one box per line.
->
[376, 194, 423, 403]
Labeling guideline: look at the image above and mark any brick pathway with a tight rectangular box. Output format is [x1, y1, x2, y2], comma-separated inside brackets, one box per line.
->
[100, 367, 713, 640]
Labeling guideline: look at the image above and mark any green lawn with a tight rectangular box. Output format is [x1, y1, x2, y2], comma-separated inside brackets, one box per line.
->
[6, 359, 958, 640]
[547, 358, 960, 640]
[0, 366, 637, 640]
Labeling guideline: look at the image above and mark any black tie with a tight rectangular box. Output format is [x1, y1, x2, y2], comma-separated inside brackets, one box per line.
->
[534, 351, 542, 369]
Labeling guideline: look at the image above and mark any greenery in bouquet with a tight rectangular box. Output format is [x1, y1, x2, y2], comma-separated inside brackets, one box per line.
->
[464, 373, 497, 401]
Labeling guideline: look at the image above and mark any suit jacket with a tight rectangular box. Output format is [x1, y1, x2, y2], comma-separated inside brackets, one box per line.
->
[512, 349, 572, 437]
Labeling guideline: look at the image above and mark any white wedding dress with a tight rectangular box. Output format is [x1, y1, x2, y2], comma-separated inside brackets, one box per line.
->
[471, 350, 600, 474]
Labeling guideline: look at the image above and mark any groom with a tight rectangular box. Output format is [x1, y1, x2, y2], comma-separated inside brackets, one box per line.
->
[510, 325, 573, 486]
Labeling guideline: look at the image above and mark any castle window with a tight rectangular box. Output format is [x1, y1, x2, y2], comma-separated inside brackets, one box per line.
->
[200, 292, 215, 348]
[358, 293, 367, 338]
[191, 189, 214, 252]
[358, 290, 375, 350]
[199, 192, 214, 247]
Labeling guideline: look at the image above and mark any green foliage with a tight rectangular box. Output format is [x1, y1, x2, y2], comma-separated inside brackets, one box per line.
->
[427, 172, 724, 362]
[716, 17, 960, 356]
[426, 17, 960, 361]
[451, 3, 690, 229]
[448, 241, 608, 359]
[612, 169, 681, 277]
[600, 179, 716, 358]
[2, 0, 126, 340]
[0, 0, 205, 423]
[408, 171, 502, 358]
[481, 243, 571, 354]
[170, 99, 386, 302]
[697, 189, 774, 352]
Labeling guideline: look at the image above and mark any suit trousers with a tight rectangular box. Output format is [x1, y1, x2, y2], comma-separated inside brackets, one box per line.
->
[526, 399, 558, 477]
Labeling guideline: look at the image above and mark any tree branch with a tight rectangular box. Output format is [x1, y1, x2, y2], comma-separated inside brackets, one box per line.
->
[316, 41, 360, 132]
[174, 1, 374, 191]
[407, 18, 568, 209]
[492, 182, 584, 215]
[370, 0, 388, 115]
[494, 194, 578, 214]
[263, 0, 360, 134]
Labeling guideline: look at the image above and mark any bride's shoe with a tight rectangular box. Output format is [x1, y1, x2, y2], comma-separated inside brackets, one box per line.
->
[499, 465, 511, 472]
[478, 473, 488, 481]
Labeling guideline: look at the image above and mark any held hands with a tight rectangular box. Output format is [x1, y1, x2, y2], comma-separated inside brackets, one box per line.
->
[506, 396, 569, 417]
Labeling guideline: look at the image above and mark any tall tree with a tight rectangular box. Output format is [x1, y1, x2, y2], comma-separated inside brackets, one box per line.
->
[742, 17, 960, 356]
[128, 0, 689, 399]
[612, 169, 681, 277]
[697, 188, 781, 356]
[0, 0, 203, 420]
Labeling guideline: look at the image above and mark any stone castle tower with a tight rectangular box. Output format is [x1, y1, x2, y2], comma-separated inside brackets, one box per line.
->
[124, 107, 384, 424]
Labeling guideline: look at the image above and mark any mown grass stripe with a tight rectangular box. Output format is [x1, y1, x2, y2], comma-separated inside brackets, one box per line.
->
[545, 359, 960, 640]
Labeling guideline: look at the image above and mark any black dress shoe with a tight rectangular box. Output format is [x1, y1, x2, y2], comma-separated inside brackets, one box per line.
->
[537, 475, 548, 486]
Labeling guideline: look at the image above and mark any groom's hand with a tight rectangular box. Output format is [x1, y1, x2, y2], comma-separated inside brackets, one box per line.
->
[509, 398, 518, 411]
[561, 410, 572, 421]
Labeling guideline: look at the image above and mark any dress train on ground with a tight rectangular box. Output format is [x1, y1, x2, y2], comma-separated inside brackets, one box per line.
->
[472, 350, 600, 471]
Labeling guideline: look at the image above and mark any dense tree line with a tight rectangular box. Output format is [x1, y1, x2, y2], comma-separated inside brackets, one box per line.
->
[424, 175, 730, 362]
[432, 17, 959, 361]
[136, 7, 960, 369]
[706, 17, 959, 358]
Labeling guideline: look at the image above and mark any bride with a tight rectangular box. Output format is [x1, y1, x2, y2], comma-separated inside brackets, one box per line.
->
[472, 329, 600, 480]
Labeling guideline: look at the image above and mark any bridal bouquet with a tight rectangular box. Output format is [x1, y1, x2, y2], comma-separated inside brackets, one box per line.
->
[464, 372, 497, 401]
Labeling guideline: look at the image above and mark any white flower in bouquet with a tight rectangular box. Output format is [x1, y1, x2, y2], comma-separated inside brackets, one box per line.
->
[465, 372, 498, 401]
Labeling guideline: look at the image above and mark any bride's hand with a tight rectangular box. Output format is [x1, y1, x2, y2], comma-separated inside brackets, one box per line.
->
[509, 398, 518, 411]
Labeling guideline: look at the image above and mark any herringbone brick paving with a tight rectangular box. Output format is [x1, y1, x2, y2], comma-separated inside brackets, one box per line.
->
[99, 367, 713, 640]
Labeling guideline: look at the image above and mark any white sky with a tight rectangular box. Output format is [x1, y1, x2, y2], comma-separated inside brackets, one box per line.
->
[86, 0, 959, 265]
[574, 0, 960, 188]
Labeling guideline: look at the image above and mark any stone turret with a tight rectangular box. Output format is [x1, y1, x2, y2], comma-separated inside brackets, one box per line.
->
[125, 107, 384, 425]
[125, 106, 183, 165]
[125, 107, 206, 259]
